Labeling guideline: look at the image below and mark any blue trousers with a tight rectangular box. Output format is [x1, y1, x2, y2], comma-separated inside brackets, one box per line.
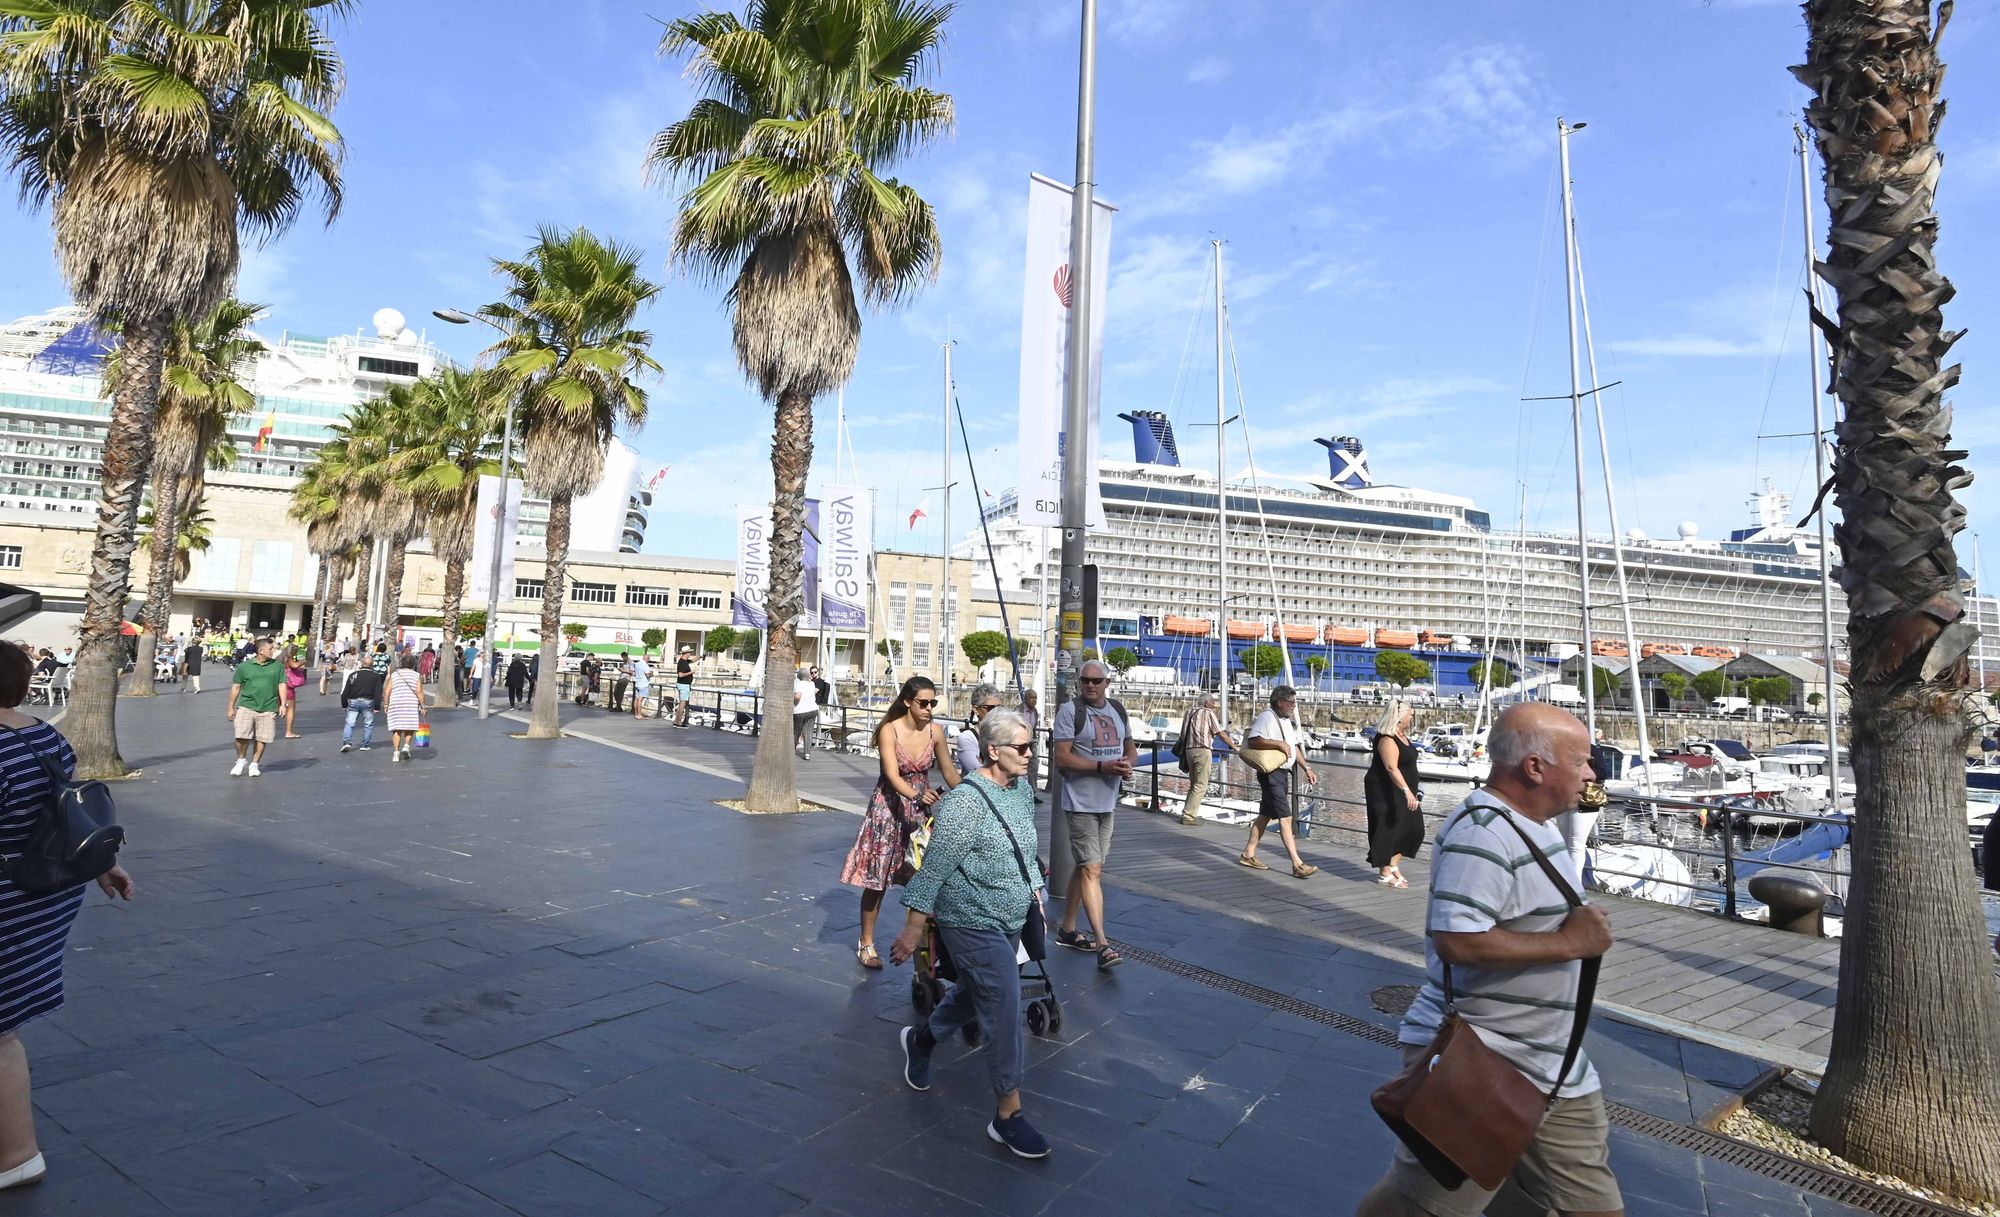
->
[342, 698, 376, 746]
[931, 924, 1025, 1098]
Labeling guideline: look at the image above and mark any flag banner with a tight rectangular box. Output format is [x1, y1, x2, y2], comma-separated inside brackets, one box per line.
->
[466, 475, 522, 601]
[733, 502, 770, 629]
[803, 498, 822, 627]
[819, 485, 872, 631]
[1016, 173, 1114, 529]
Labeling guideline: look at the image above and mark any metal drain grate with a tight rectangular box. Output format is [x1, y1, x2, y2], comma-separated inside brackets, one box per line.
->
[1108, 939, 1976, 1217]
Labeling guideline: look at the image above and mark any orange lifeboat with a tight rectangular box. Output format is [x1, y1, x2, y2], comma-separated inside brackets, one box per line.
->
[1279, 623, 1318, 644]
[1691, 645, 1737, 661]
[1226, 620, 1264, 641]
[1417, 630, 1450, 649]
[1325, 626, 1370, 646]
[1161, 615, 1212, 638]
[1640, 642, 1687, 659]
[1589, 639, 1629, 657]
[1375, 629, 1417, 650]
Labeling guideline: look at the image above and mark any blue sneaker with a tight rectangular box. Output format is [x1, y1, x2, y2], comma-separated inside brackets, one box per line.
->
[900, 1026, 933, 1092]
[987, 1111, 1051, 1159]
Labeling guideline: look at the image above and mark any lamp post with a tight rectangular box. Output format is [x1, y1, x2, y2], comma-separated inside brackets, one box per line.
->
[434, 307, 518, 721]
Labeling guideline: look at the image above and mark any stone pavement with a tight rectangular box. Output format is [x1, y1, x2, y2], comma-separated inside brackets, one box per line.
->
[552, 705, 1844, 1072]
[8, 692, 1877, 1216]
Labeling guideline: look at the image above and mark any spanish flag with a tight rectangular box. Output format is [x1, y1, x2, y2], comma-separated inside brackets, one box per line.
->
[253, 410, 275, 452]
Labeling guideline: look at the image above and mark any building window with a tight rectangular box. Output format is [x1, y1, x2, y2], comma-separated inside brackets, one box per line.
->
[514, 579, 545, 600]
[625, 585, 672, 607]
[678, 588, 723, 611]
[570, 581, 616, 605]
[0, 546, 19, 570]
[889, 581, 908, 630]
[911, 641, 930, 670]
[913, 584, 933, 632]
[249, 540, 293, 594]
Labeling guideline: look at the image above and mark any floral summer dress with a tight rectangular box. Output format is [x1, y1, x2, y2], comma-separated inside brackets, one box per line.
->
[841, 725, 937, 892]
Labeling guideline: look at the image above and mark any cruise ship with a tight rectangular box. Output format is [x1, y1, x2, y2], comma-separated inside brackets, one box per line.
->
[973, 412, 1999, 690]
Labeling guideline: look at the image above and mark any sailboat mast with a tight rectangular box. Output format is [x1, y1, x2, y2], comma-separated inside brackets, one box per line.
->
[1796, 125, 1843, 805]
[940, 340, 953, 696]
[1559, 117, 1596, 736]
[1214, 239, 1229, 729]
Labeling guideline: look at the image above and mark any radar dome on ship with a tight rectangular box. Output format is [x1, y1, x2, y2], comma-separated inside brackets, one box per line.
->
[1677, 521, 1699, 540]
[1627, 528, 1647, 542]
[372, 308, 407, 340]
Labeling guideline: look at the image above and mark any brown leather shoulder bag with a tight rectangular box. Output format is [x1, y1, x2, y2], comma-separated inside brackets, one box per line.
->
[1370, 807, 1600, 1191]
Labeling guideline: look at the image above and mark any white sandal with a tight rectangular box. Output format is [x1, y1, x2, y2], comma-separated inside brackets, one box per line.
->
[0, 1152, 46, 1191]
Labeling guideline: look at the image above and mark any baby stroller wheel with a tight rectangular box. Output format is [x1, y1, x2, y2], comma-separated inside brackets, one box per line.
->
[1026, 1001, 1048, 1036]
[911, 976, 937, 1016]
[1045, 998, 1063, 1035]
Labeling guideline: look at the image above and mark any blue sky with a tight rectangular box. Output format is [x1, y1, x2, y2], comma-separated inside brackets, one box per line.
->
[3, 0, 1998, 568]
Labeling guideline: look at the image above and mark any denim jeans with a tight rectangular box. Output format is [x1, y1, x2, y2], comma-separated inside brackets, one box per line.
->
[342, 698, 376, 746]
[931, 924, 1026, 1097]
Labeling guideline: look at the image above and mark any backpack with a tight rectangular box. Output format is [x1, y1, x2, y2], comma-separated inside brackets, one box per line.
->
[1172, 709, 1194, 773]
[0, 725, 123, 896]
[1068, 696, 1130, 752]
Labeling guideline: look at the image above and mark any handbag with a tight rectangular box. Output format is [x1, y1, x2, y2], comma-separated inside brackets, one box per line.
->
[966, 783, 1048, 962]
[0, 724, 124, 896]
[1240, 745, 1288, 774]
[1370, 806, 1599, 1192]
[1172, 712, 1192, 774]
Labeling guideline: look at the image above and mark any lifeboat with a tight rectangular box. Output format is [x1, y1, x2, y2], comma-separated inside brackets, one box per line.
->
[1640, 642, 1687, 658]
[1325, 626, 1370, 646]
[1375, 629, 1417, 650]
[1691, 645, 1737, 660]
[1589, 639, 1629, 657]
[1161, 615, 1212, 638]
[1280, 623, 1318, 644]
[1226, 620, 1264, 640]
[1417, 630, 1450, 649]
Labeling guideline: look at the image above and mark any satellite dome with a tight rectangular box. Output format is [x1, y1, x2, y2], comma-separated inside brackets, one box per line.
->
[1677, 521, 1699, 540]
[394, 328, 419, 347]
[371, 307, 407, 339]
[1626, 528, 1648, 543]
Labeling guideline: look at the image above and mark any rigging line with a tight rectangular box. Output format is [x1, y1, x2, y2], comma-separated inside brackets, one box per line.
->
[950, 384, 1029, 708]
[1223, 303, 1294, 686]
[1164, 253, 1214, 439]
[1751, 154, 1805, 492]
[1516, 153, 1563, 499]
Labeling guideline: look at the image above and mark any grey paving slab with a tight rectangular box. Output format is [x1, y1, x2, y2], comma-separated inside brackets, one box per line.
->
[1, 693, 1861, 1216]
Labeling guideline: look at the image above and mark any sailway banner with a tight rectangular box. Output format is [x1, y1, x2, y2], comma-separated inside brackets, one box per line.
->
[1016, 173, 1114, 529]
[732, 503, 769, 629]
[818, 485, 872, 630]
[466, 475, 521, 602]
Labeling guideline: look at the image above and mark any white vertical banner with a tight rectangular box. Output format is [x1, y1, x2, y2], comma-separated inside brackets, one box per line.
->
[466, 475, 521, 601]
[819, 484, 873, 630]
[733, 503, 770, 629]
[1016, 173, 1114, 529]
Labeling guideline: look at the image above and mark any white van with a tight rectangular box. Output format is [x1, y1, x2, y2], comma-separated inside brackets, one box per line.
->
[1709, 696, 1753, 717]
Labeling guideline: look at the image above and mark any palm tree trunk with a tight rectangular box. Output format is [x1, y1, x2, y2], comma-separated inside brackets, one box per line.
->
[124, 467, 186, 699]
[527, 493, 571, 739]
[63, 315, 168, 778]
[1799, 0, 2000, 1200]
[319, 553, 345, 651]
[382, 539, 407, 644]
[439, 550, 466, 711]
[747, 387, 812, 812]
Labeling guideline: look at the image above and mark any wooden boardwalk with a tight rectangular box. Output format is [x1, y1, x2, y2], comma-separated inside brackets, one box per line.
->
[548, 710, 1846, 1071]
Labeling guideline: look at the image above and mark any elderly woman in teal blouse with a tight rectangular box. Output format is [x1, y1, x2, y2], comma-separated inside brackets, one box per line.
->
[890, 707, 1051, 1160]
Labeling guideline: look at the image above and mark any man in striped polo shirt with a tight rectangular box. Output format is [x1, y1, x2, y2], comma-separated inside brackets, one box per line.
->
[1359, 703, 1622, 1217]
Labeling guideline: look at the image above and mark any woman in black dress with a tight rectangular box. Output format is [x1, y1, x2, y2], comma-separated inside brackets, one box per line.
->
[1363, 700, 1423, 888]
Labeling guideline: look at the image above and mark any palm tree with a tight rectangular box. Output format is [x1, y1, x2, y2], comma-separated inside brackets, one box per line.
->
[1796, 0, 2000, 1199]
[290, 435, 369, 653]
[347, 387, 426, 643]
[480, 227, 659, 739]
[136, 501, 212, 583]
[108, 297, 264, 696]
[649, 0, 953, 811]
[392, 367, 505, 710]
[0, 0, 346, 777]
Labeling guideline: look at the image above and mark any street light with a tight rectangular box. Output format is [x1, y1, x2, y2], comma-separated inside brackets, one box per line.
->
[435, 305, 518, 722]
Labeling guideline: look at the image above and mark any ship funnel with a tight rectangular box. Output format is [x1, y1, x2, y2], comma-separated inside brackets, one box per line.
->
[1316, 436, 1372, 488]
[1119, 411, 1181, 467]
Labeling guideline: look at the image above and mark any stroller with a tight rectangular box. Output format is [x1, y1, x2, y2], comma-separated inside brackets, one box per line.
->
[908, 918, 1063, 1038]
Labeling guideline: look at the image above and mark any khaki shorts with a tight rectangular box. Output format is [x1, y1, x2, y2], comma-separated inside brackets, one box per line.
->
[1067, 811, 1114, 866]
[1380, 1043, 1622, 1217]
[233, 708, 277, 743]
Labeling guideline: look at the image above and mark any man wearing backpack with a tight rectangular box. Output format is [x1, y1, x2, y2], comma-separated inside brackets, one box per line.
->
[1050, 659, 1133, 971]
[339, 662, 385, 753]
[1177, 691, 1235, 826]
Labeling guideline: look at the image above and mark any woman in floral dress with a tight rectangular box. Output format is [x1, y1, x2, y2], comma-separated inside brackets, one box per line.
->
[843, 676, 961, 969]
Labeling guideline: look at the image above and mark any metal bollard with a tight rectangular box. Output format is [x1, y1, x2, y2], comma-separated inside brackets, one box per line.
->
[1149, 747, 1159, 813]
[1748, 873, 1827, 936]
[1720, 818, 1738, 920]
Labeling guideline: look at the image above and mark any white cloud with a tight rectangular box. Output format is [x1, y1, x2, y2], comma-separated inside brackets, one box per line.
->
[1185, 54, 1231, 84]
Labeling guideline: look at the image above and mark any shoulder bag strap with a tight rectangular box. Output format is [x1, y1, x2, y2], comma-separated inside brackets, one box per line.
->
[1494, 809, 1601, 1106]
[966, 781, 1041, 888]
[1433, 807, 1481, 1013]
[0, 721, 65, 792]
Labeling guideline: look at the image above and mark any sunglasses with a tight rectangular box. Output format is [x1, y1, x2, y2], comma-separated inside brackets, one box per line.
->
[977, 703, 1000, 713]
[1079, 676, 1108, 685]
[913, 698, 939, 708]
[994, 741, 1035, 756]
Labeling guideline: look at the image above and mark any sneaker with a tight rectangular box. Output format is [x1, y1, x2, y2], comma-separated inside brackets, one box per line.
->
[339, 743, 352, 753]
[987, 1112, 1051, 1160]
[229, 758, 247, 777]
[390, 751, 400, 763]
[247, 763, 261, 778]
[359, 743, 372, 751]
[401, 747, 412, 761]
[899, 1026, 933, 1092]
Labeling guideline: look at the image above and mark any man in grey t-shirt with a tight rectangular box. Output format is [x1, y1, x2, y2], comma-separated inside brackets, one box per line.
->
[1051, 659, 1134, 970]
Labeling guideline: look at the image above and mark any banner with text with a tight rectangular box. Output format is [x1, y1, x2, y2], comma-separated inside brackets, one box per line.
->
[466, 475, 522, 602]
[732, 502, 769, 629]
[1016, 173, 1114, 529]
[818, 485, 873, 631]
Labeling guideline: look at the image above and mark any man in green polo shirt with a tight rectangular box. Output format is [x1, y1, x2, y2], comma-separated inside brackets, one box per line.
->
[228, 636, 284, 777]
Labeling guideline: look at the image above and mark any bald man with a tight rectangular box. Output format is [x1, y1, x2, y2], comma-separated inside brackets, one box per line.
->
[1358, 703, 1623, 1217]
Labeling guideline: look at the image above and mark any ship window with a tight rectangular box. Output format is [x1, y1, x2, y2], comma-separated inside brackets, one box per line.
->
[358, 355, 421, 377]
